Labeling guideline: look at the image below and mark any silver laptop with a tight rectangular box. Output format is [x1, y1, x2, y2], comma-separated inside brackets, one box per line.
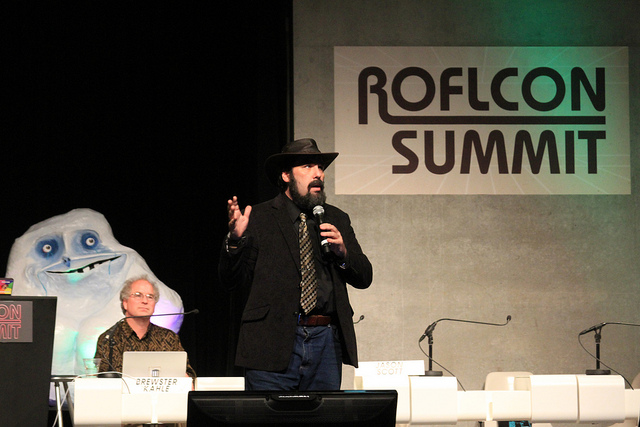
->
[122, 351, 187, 377]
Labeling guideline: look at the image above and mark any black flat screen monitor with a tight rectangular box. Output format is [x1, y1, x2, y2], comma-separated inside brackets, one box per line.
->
[187, 390, 397, 426]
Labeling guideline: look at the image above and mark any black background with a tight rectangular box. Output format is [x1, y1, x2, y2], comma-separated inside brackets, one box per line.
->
[2, 2, 292, 377]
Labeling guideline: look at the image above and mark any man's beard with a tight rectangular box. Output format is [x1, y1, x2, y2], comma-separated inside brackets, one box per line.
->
[288, 176, 327, 210]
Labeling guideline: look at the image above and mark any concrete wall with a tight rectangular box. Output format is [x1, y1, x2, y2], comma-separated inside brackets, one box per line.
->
[292, 0, 640, 398]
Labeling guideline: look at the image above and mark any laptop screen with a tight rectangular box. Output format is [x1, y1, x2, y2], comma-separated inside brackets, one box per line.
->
[122, 351, 187, 377]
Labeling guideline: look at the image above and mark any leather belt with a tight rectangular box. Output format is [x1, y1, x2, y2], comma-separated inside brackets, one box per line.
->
[298, 314, 332, 326]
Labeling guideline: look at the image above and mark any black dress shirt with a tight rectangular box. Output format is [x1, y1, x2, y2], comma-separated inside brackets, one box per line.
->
[283, 197, 336, 316]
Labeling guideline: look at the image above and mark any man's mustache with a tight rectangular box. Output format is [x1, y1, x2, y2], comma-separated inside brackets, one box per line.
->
[308, 180, 324, 190]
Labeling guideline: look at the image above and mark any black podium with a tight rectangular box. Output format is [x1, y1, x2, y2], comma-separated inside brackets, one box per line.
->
[0, 296, 57, 427]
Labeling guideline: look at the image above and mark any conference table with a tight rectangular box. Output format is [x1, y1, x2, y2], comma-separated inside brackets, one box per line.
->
[70, 373, 640, 426]
[362, 373, 640, 425]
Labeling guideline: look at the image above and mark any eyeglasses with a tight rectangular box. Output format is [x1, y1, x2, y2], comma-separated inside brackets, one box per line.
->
[130, 292, 156, 301]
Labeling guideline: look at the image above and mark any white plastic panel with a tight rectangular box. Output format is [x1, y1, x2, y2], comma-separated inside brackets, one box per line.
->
[195, 376, 245, 390]
[490, 390, 532, 420]
[409, 376, 458, 424]
[577, 374, 625, 422]
[72, 378, 122, 426]
[530, 375, 578, 422]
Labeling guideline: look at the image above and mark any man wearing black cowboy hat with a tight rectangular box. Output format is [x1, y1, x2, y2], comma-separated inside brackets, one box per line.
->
[219, 138, 373, 391]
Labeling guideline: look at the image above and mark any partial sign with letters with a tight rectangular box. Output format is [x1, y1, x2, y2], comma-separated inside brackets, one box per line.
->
[124, 377, 192, 394]
[354, 360, 425, 377]
[0, 300, 32, 343]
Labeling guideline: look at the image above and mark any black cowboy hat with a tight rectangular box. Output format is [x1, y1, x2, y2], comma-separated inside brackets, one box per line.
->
[264, 138, 339, 185]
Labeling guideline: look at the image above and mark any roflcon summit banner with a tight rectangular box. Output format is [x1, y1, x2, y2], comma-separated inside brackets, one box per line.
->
[334, 46, 629, 195]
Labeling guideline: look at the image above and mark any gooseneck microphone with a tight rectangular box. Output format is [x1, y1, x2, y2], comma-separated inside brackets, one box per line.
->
[124, 308, 200, 320]
[418, 315, 512, 383]
[579, 322, 607, 336]
[103, 319, 124, 377]
[578, 321, 640, 379]
[419, 314, 511, 343]
[579, 321, 640, 336]
[313, 205, 332, 257]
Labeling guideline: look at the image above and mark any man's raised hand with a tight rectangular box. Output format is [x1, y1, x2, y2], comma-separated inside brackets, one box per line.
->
[227, 196, 252, 239]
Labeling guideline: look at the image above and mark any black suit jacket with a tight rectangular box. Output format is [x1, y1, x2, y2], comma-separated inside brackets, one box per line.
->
[218, 193, 373, 372]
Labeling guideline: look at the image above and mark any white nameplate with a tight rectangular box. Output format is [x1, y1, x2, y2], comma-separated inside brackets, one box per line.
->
[123, 377, 192, 393]
[354, 360, 425, 377]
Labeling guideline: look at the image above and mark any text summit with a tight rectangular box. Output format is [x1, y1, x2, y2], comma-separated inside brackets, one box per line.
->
[358, 66, 608, 175]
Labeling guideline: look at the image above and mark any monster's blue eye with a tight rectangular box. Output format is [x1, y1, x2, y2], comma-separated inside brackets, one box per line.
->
[37, 239, 60, 259]
[80, 232, 100, 250]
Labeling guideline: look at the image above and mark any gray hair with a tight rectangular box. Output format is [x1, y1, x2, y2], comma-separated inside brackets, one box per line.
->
[120, 275, 160, 314]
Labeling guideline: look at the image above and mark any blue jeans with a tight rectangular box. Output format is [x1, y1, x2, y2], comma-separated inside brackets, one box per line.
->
[245, 325, 342, 391]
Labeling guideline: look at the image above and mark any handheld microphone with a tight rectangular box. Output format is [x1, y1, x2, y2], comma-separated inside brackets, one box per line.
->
[312, 205, 332, 257]
[419, 315, 511, 342]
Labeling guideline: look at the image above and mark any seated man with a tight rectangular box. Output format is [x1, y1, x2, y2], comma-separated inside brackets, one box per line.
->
[94, 275, 196, 378]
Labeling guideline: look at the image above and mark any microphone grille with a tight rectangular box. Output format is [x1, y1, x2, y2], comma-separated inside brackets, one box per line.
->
[312, 205, 325, 216]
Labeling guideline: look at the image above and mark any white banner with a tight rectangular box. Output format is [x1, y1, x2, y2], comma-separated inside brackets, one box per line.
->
[334, 47, 629, 195]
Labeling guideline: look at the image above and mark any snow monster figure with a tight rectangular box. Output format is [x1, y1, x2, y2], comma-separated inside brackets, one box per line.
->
[6, 208, 184, 374]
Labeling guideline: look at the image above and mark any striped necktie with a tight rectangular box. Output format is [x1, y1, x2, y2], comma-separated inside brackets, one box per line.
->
[299, 213, 317, 314]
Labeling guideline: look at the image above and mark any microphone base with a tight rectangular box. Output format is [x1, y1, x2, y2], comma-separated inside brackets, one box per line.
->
[422, 370, 443, 377]
[97, 372, 122, 378]
[586, 369, 611, 375]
